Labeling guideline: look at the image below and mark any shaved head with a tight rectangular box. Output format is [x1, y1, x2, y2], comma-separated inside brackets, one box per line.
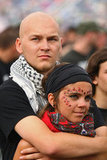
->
[19, 12, 60, 38]
[16, 11, 62, 74]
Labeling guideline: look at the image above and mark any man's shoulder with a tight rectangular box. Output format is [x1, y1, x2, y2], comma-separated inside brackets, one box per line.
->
[0, 78, 25, 95]
[0, 78, 19, 89]
[0, 78, 30, 106]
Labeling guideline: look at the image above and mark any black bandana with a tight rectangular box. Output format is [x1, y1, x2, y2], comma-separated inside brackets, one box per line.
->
[45, 64, 92, 97]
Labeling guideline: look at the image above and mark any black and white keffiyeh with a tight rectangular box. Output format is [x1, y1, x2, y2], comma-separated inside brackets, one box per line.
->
[10, 55, 47, 113]
[17, 55, 43, 92]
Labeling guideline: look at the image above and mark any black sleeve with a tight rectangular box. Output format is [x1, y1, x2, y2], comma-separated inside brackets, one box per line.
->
[0, 79, 36, 139]
[90, 98, 105, 129]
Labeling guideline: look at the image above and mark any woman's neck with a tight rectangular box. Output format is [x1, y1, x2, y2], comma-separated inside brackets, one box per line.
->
[93, 88, 107, 109]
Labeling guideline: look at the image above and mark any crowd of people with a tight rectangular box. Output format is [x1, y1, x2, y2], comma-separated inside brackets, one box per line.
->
[0, 11, 107, 160]
[61, 22, 107, 69]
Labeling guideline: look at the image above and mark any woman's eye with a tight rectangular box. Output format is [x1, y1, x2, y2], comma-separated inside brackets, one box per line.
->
[85, 95, 91, 101]
[69, 94, 78, 99]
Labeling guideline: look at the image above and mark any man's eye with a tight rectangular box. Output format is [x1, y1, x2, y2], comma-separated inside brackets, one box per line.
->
[32, 37, 39, 41]
[48, 38, 58, 41]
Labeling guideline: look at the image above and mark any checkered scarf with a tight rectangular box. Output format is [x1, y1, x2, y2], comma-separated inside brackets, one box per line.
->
[10, 55, 47, 113]
[42, 110, 96, 137]
[16, 55, 43, 93]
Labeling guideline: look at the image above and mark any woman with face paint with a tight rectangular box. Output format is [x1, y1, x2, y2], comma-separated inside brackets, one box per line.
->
[14, 63, 107, 160]
[40, 63, 95, 137]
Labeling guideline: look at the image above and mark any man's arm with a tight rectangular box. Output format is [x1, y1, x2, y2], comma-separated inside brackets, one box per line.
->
[13, 139, 45, 160]
[95, 126, 107, 136]
[15, 115, 107, 159]
[13, 139, 107, 160]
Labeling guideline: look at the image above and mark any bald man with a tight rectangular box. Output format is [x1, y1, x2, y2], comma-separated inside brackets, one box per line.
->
[0, 12, 106, 160]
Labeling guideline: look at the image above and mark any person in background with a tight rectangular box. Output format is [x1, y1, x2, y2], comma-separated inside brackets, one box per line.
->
[61, 26, 77, 56]
[0, 24, 20, 160]
[96, 28, 107, 50]
[87, 47, 107, 124]
[61, 22, 101, 69]
[0, 12, 106, 160]
[0, 25, 20, 85]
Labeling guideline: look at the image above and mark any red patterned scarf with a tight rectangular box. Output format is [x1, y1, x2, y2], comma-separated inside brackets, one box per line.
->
[42, 110, 96, 137]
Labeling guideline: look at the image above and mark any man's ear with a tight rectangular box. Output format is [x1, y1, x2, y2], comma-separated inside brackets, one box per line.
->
[58, 37, 63, 57]
[48, 93, 55, 108]
[15, 38, 23, 54]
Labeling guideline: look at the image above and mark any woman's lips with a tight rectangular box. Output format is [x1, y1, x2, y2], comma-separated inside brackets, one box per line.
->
[74, 112, 85, 116]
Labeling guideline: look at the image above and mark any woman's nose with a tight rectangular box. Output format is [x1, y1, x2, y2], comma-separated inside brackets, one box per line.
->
[78, 98, 87, 108]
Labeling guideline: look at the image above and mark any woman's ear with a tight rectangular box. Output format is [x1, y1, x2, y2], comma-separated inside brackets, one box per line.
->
[48, 93, 55, 108]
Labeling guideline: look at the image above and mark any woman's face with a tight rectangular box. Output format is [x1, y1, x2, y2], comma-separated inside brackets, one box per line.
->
[93, 61, 107, 94]
[55, 82, 92, 123]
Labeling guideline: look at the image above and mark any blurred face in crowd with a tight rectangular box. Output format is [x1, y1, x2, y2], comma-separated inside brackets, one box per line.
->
[93, 61, 107, 94]
[48, 82, 92, 123]
[16, 12, 62, 74]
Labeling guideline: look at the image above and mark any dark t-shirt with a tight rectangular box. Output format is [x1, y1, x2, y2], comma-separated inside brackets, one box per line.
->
[99, 108, 107, 125]
[90, 98, 105, 129]
[61, 50, 87, 63]
[61, 50, 88, 69]
[0, 79, 105, 160]
[0, 61, 14, 85]
[0, 79, 36, 160]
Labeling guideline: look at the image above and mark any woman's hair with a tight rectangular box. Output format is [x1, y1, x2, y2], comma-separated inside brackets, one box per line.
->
[39, 63, 67, 117]
[87, 47, 107, 95]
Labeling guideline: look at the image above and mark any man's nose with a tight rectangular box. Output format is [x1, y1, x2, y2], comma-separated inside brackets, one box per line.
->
[40, 39, 50, 51]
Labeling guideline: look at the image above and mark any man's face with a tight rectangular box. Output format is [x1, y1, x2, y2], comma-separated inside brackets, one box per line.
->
[16, 16, 62, 74]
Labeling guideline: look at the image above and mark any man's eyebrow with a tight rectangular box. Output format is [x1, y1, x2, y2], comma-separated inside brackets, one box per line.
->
[48, 35, 59, 39]
[29, 34, 42, 38]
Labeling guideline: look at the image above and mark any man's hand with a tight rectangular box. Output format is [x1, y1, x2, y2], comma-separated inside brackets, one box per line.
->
[13, 139, 52, 160]
[19, 147, 51, 159]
